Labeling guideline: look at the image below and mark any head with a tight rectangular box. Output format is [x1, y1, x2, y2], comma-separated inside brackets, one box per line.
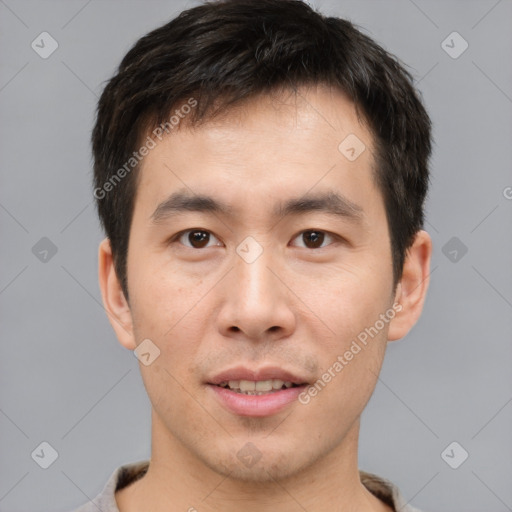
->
[95, 0, 432, 483]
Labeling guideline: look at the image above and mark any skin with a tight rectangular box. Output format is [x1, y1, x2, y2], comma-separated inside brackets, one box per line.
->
[98, 83, 432, 512]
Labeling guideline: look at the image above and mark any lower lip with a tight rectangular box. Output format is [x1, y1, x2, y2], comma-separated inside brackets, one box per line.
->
[207, 384, 307, 417]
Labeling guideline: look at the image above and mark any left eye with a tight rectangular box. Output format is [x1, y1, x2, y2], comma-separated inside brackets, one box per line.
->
[291, 230, 335, 249]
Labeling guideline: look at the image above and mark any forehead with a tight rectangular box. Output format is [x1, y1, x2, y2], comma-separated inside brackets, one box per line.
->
[134, 84, 382, 224]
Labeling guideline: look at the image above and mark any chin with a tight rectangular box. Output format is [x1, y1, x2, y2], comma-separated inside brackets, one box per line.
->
[197, 439, 313, 484]
[210, 457, 300, 484]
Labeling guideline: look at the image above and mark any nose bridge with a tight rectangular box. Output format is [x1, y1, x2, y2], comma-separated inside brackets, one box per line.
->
[236, 244, 273, 304]
[218, 239, 295, 340]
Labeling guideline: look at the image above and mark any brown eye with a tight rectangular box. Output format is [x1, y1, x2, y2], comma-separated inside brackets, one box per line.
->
[291, 230, 336, 249]
[188, 230, 210, 248]
[302, 230, 325, 248]
[174, 229, 221, 249]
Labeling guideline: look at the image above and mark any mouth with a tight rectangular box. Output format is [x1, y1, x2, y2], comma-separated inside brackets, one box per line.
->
[214, 379, 303, 395]
[206, 366, 310, 417]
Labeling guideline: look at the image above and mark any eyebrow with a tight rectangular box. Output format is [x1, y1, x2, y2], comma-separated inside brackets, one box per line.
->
[150, 189, 365, 225]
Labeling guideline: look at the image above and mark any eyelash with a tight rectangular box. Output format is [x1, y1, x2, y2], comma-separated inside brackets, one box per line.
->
[169, 228, 340, 250]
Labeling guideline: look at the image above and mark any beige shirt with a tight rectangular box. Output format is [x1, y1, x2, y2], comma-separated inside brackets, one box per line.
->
[72, 459, 423, 512]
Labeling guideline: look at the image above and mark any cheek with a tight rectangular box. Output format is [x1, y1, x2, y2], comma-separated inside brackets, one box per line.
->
[296, 260, 392, 347]
[129, 265, 205, 393]
[129, 254, 193, 335]
[294, 259, 391, 414]
[305, 326, 386, 434]
[135, 327, 201, 425]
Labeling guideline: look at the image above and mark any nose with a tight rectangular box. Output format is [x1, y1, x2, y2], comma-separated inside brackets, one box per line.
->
[216, 246, 296, 342]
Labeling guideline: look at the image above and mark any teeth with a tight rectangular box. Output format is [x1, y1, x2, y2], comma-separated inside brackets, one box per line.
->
[272, 379, 284, 389]
[239, 380, 255, 392]
[219, 379, 297, 393]
[255, 380, 273, 392]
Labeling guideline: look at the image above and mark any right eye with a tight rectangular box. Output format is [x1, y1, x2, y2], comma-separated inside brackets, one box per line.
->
[170, 229, 223, 249]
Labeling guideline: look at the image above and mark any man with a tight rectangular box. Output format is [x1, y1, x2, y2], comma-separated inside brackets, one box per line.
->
[77, 0, 432, 510]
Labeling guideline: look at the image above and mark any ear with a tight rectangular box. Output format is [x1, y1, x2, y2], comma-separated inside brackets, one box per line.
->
[98, 237, 136, 350]
[387, 230, 432, 342]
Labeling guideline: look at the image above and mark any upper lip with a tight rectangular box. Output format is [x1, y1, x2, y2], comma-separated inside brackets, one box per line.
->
[207, 366, 310, 386]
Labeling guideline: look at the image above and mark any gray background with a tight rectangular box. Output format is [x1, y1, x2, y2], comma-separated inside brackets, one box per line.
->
[1, 0, 511, 511]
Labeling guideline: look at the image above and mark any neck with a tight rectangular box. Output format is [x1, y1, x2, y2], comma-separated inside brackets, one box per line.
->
[116, 410, 392, 512]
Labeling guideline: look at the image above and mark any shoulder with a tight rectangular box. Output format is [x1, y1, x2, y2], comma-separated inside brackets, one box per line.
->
[69, 460, 150, 512]
[360, 470, 425, 512]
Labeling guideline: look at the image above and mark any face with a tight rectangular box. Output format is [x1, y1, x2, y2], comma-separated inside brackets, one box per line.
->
[106, 85, 407, 482]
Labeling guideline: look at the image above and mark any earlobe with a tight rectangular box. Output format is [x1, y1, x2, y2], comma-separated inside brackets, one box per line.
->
[387, 230, 432, 342]
[98, 237, 137, 350]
